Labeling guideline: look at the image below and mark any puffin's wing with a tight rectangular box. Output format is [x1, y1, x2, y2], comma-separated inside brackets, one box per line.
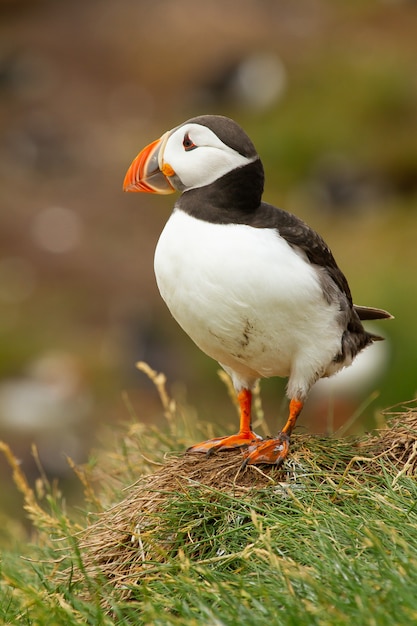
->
[254, 203, 354, 305]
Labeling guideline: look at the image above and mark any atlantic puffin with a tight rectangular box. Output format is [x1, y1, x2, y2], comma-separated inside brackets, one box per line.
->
[123, 115, 392, 466]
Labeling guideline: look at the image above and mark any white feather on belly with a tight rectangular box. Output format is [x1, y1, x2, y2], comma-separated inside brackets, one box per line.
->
[154, 209, 344, 398]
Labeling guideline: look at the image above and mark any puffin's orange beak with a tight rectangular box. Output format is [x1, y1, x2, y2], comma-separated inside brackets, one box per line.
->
[123, 132, 176, 194]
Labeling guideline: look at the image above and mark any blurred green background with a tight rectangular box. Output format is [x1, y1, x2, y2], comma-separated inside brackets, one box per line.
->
[0, 0, 416, 521]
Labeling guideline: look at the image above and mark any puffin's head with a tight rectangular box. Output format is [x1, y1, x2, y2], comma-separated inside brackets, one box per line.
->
[123, 115, 259, 194]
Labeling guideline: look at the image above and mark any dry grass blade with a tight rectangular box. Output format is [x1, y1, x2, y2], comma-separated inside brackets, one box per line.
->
[361, 401, 417, 474]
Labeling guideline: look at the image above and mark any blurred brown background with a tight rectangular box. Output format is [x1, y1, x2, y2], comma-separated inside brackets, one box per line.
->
[1, 0, 416, 520]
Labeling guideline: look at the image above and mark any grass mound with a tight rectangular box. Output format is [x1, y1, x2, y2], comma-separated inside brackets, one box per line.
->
[1, 365, 417, 625]
[77, 408, 417, 599]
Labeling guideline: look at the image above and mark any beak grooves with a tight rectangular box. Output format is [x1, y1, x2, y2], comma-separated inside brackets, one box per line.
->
[123, 134, 175, 194]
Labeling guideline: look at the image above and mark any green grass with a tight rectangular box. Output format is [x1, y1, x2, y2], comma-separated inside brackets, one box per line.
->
[1, 371, 417, 625]
[125, 480, 417, 626]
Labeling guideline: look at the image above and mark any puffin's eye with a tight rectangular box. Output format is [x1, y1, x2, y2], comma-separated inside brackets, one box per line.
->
[182, 133, 197, 152]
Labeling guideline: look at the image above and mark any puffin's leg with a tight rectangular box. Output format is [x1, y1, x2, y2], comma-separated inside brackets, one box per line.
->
[242, 398, 304, 467]
[187, 388, 261, 455]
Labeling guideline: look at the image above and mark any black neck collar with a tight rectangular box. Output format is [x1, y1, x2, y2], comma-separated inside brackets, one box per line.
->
[176, 159, 264, 225]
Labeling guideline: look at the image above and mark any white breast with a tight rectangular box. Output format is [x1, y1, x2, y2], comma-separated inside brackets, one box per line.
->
[154, 209, 344, 395]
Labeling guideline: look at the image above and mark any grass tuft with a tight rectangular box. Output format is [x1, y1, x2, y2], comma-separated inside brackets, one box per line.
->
[1, 367, 417, 625]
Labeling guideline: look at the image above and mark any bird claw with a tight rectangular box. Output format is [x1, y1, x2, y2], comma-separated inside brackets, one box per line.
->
[187, 431, 262, 456]
[242, 432, 290, 467]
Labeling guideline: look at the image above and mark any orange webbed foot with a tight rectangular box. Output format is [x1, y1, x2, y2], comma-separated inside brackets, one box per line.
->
[187, 387, 262, 456]
[187, 431, 262, 456]
[242, 432, 290, 467]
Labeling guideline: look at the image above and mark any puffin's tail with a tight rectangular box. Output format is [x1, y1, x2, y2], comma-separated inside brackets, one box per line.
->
[354, 305, 394, 321]
[354, 305, 393, 342]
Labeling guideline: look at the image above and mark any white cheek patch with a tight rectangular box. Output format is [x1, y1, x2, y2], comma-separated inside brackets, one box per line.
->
[162, 125, 255, 190]
[182, 148, 252, 189]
